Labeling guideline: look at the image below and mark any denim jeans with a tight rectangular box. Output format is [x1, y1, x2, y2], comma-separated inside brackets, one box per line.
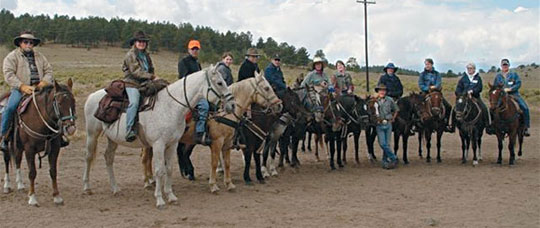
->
[125, 87, 140, 133]
[1, 89, 23, 135]
[512, 94, 530, 128]
[196, 99, 209, 133]
[376, 123, 396, 164]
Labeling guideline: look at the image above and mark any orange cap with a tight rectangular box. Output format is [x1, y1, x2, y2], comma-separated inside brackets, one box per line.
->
[188, 40, 201, 49]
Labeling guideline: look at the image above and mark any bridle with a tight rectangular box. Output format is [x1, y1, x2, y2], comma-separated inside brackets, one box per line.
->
[490, 88, 508, 113]
[455, 96, 481, 125]
[237, 76, 282, 115]
[424, 91, 445, 119]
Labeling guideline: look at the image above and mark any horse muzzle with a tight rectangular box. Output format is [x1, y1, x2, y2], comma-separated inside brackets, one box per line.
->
[64, 125, 77, 136]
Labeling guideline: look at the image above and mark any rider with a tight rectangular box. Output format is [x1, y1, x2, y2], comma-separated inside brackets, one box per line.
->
[493, 59, 530, 136]
[238, 48, 261, 82]
[418, 58, 453, 132]
[216, 52, 234, 86]
[178, 40, 210, 145]
[122, 31, 156, 142]
[377, 63, 403, 101]
[374, 83, 399, 169]
[331, 60, 354, 96]
[454, 62, 490, 127]
[301, 57, 330, 111]
[1, 31, 54, 151]
[264, 54, 287, 97]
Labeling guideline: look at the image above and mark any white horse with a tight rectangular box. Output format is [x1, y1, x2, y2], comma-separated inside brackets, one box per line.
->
[83, 65, 234, 209]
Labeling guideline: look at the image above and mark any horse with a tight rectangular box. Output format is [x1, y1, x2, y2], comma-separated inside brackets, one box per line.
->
[144, 73, 281, 192]
[322, 94, 346, 170]
[488, 84, 525, 165]
[300, 87, 329, 162]
[363, 96, 382, 162]
[336, 94, 370, 165]
[415, 90, 449, 163]
[261, 88, 311, 177]
[454, 94, 486, 166]
[392, 93, 423, 164]
[83, 65, 234, 209]
[2, 79, 76, 206]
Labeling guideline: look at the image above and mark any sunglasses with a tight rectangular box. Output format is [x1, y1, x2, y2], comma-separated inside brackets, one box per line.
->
[274, 59, 281, 61]
[22, 40, 34, 45]
[190, 48, 200, 51]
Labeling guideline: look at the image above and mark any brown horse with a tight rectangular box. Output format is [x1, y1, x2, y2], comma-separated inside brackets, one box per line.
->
[416, 90, 448, 163]
[3, 79, 76, 206]
[141, 75, 281, 193]
[488, 84, 525, 165]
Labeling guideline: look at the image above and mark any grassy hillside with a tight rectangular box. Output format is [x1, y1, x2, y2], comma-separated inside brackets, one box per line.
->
[1, 44, 539, 106]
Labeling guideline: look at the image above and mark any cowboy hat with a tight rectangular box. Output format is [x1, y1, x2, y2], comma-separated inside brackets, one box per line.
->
[383, 62, 398, 73]
[311, 56, 328, 68]
[13, 31, 41, 47]
[374, 83, 388, 92]
[245, 48, 261, 57]
[129, 31, 150, 46]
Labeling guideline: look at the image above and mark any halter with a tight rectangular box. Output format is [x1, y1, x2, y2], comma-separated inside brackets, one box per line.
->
[455, 96, 482, 127]
[23, 88, 77, 137]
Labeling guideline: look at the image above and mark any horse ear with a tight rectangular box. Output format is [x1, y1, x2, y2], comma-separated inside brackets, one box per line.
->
[54, 80, 60, 90]
[67, 78, 73, 91]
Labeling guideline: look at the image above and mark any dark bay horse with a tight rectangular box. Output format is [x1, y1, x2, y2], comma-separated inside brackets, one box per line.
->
[336, 94, 370, 164]
[3, 79, 76, 206]
[488, 84, 525, 165]
[392, 93, 422, 164]
[322, 94, 345, 170]
[416, 90, 449, 163]
[454, 94, 486, 165]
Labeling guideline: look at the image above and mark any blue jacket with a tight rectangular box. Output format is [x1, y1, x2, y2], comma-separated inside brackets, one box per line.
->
[418, 69, 442, 92]
[264, 63, 286, 92]
[493, 71, 521, 95]
[377, 73, 403, 99]
[455, 73, 483, 98]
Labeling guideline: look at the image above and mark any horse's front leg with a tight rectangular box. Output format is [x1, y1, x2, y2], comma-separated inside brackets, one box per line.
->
[49, 145, 63, 205]
[253, 147, 265, 184]
[436, 130, 443, 163]
[24, 149, 38, 207]
[517, 129, 524, 157]
[141, 147, 154, 189]
[163, 143, 178, 204]
[209, 138, 222, 193]
[353, 131, 360, 164]
[104, 138, 120, 195]
[222, 148, 235, 191]
[496, 133, 504, 164]
[472, 132, 479, 166]
[508, 132, 517, 165]
[417, 130, 423, 158]
[459, 131, 467, 164]
[152, 142, 167, 209]
[3, 146, 11, 193]
[425, 131, 432, 163]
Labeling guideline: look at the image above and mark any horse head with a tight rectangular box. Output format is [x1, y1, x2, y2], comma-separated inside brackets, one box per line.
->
[454, 94, 470, 122]
[353, 95, 370, 126]
[254, 71, 282, 114]
[425, 90, 444, 118]
[207, 64, 235, 113]
[488, 82, 506, 112]
[409, 92, 431, 123]
[364, 95, 380, 126]
[40, 78, 77, 136]
[282, 88, 311, 121]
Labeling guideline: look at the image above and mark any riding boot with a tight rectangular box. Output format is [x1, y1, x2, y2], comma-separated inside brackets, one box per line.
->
[485, 110, 496, 135]
[126, 128, 137, 142]
[195, 131, 211, 146]
[0, 136, 8, 152]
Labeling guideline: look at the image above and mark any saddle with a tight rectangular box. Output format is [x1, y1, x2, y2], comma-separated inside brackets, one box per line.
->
[508, 96, 523, 114]
[94, 79, 169, 124]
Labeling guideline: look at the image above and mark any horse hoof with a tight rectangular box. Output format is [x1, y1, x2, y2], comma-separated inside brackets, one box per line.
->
[210, 184, 220, 194]
[3, 187, 12, 194]
[338, 164, 344, 168]
[461, 160, 467, 164]
[54, 196, 64, 206]
[509, 160, 515, 166]
[270, 170, 278, 176]
[473, 160, 478, 166]
[156, 198, 166, 210]
[227, 183, 236, 191]
[112, 189, 122, 196]
[437, 158, 442, 163]
[403, 160, 409, 165]
[28, 194, 39, 207]
[167, 194, 178, 204]
[330, 165, 336, 170]
[426, 158, 431, 163]
[188, 175, 195, 181]
[144, 182, 154, 190]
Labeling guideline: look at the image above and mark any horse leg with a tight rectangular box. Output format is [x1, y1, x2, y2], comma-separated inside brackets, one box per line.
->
[151, 141, 168, 209]
[417, 131, 423, 158]
[222, 147, 236, 191]
[261, 139, 272, 178]
[314, 134, 320, 161]
[353, 131, 360, 164]
[103, 138, 120, 195]
[25, 149, 38, 206]
[328, 134, 336, 170]
[425, 131, 432, 163]
[142, 147, 154, 189]
[254, 147, 265, 184]
[243, 149, 253, 185]
[402, 134, 410, 164]
[508, 133, 516, 165]
[367, 128, 377, 161]
[341, 132, 347, 164]
[472, 132, 479, 166]
[3, 148, 11, 193]
[278, 137, 286, 168]
[291, 135, 301, 168]
[336, 132, 343, 168]
[163, 144, 178, 204]
[268, 140, 279, 175]
[477, 131, 483, 161]
[14, 144, 25, 191]
[460, 132, 467, 164]
[82, 130, 99, 194]
[496, 134, 503, 164]
[517, 130, 524, 157]
[209, 138, 222, 193]
[49, 145, 63, 205]
[307, 132, 312, 152]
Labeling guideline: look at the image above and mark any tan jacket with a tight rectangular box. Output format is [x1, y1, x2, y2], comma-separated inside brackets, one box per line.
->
[2, 48, 53, 90]
[122, 48, 154, 86]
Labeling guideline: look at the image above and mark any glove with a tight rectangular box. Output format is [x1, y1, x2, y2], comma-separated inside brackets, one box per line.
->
[467, 90, 473, 94]
[19, 84, 35, 95]
[504, 88, 512, 92]
[36, 81, 50, 89]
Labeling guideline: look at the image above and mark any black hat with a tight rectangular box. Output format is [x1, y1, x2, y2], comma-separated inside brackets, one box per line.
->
[383, 62, 398, 72]
[129, 31, 150, 46]
[272, 53, 281, 60]
[375, 83, 388, 92]
[14, 31, 41, 47]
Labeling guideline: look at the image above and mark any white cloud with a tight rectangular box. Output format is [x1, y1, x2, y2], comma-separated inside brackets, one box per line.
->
[6, 0, 540, 72]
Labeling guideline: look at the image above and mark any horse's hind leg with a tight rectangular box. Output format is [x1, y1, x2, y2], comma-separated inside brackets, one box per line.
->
[3, 148, 12, 193]
[517, 131, 524, 157]
[83, 129, 100, 194]
[353, 131, 360, 164]
[49, 145, 63, 205]
[141, 147, 154, 189]
[508, 134, 516, 165]
[163, 144, 177, 204]
[222, 148, 235, 191]
[496, 135, 503, 164]
[104, 138, 120, 195]
[209, 139, 223, 193]
[436, 130, 443, 163]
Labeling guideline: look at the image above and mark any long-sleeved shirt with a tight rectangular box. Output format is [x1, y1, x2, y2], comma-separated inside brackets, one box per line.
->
[418, 68, 442, 92]
[493, 71, 521, 95]
[264, 63, 286, 92]
[238, 59, 260, 82]
[377, 73, 403, 99]
[455, 73, 483, 98]
[301, 70, 329, 88]
[376, 96, 399, 121]
[177, 54, 201, 79]
[3, 48, 54, 89]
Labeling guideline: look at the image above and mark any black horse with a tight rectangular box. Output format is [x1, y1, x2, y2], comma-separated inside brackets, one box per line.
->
[454, 94, 487, 165]
[392, 93, 424, 164]
[335, 94, 370, 165]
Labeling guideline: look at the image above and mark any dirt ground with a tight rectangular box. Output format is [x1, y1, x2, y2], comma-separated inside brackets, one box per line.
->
[0, 105, 539, 227]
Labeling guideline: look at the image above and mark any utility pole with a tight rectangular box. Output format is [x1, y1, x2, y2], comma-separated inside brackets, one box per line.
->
[356, 0, 375, 93]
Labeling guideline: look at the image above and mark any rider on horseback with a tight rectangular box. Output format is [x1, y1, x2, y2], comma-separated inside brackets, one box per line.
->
[418, 58, 453, 132]
[453, 62, 490, 131]
[122, 31, 156, 142]
[301, 57, 330, 111]
[264, 54, 286, 97]
[1, 31, 54, 151]
[378, 62, 413, 135]
[330, 60, 354, 96]
[493, 59, 530, 137]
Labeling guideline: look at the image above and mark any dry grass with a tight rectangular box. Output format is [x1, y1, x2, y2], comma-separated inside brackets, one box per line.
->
[1, 44, 539, 105]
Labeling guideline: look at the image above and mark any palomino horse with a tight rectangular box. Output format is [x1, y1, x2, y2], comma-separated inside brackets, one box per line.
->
[454, 94, 486, 166]
[143, 73, 282, 192]
[2, 79, 76, 206]
[416, 90, 449, 163]
[488, 84, 525, 165]
[83, 65, 234, 209]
